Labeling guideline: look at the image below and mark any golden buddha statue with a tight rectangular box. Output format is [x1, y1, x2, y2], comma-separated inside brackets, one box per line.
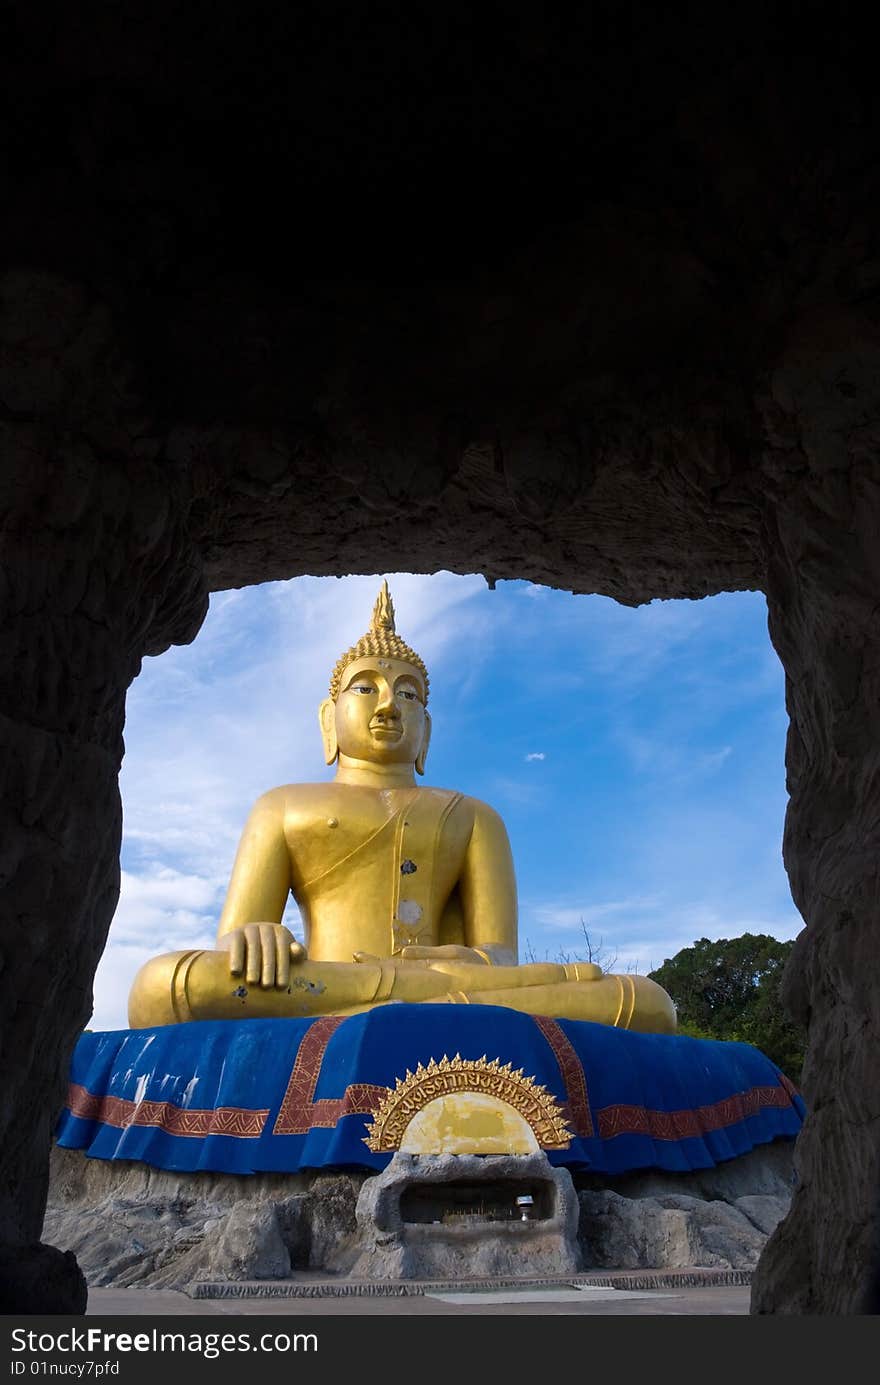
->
[128, 581, 676, 1033]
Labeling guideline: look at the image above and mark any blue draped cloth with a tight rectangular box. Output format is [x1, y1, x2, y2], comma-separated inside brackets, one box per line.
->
[55, 1004, 804, 1176]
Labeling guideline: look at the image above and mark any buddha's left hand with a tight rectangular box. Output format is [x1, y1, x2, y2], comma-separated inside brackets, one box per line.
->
[400, 944, 493, 964]
[352, 944, 492, 966]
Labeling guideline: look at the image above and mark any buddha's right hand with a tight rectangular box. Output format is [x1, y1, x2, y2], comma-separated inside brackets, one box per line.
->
[218, 923, 308, 988]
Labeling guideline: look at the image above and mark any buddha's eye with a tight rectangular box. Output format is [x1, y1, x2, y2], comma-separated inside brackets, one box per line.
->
[350, 683, 375, 695]
[397, 688, 418, 702]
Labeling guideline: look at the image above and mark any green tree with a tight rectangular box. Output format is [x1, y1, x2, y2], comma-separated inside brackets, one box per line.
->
[648, 934, 804, 1083]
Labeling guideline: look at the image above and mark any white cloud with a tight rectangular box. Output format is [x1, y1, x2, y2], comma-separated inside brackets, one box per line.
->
[699, 745, 733, 772]
[525, 752, 546, 762]
[609, 730, 737, 782]
[106, 868, 220, 949]
[487, 774, 547, 807]
[530, 896, 664, 930]
[522, 890, 803, 978]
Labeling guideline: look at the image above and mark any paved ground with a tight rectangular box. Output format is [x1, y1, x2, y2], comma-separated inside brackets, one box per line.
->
[87, 1282, 751, 1316]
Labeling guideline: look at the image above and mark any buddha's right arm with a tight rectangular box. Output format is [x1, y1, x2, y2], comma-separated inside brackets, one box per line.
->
[215, 791, 294, 942]
[212, 793, 305, 988]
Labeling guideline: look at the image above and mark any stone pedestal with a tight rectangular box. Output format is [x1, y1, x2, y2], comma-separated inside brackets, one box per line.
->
[332, 1151, 581, 1280]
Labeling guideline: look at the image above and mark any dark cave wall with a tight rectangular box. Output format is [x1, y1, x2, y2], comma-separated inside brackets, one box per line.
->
[752, 311, 880, 1312]
[0, 315, 207, 1306]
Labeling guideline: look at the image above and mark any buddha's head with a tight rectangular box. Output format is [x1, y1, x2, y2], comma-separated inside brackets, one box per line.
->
[319, 581, 432, 774]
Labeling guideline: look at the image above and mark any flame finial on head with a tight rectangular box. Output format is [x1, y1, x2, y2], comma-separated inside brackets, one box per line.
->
[371, 579, 396, 633]
[329, 579, 430, 702]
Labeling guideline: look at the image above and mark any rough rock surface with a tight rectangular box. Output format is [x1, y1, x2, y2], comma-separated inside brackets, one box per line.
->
[45, 1143, 793, 1288]
[578, 1193, 784, 1272]
[332, 1151, 581, 1281]
[3, 8, 880, 1312]
[578, 1143, 794, 1273]
[43, 1146, 366, 1291]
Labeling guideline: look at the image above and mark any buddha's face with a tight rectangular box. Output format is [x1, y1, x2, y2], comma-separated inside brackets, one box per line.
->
[333, 656, 428, 765]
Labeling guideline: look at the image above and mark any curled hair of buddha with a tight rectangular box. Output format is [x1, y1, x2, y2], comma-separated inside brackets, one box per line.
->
[329, 580, 430, 703]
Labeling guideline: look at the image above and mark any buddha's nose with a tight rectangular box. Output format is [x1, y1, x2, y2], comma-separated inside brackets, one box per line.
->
[375, 686, 399, 719]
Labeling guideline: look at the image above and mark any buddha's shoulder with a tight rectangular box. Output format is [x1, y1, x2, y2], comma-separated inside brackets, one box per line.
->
[247, 783, 340, 815]
[422, 787, 509, 831]
[465, 794, 510, 833]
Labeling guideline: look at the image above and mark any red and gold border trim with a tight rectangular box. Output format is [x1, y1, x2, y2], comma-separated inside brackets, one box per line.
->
[532, 1015, 594, 1137]
[597, 1082, 796, 1141]
[273, 1016, 387, 1134]
[66, 1083, 268, 1139]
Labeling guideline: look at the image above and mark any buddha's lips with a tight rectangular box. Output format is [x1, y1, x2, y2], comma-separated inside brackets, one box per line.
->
[370, 723, 403, 739]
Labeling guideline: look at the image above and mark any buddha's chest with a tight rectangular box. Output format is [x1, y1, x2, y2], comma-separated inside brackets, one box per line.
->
[283, 788, 471, 953]
[287, 792, 469, 880]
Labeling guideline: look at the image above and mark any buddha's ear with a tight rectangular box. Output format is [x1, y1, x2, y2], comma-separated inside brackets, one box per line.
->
[318, 698, 338, 765]
[415, 710, 432, 776]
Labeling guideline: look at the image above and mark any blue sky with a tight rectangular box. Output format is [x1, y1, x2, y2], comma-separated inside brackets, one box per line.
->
[91, 572, 803, 1031]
